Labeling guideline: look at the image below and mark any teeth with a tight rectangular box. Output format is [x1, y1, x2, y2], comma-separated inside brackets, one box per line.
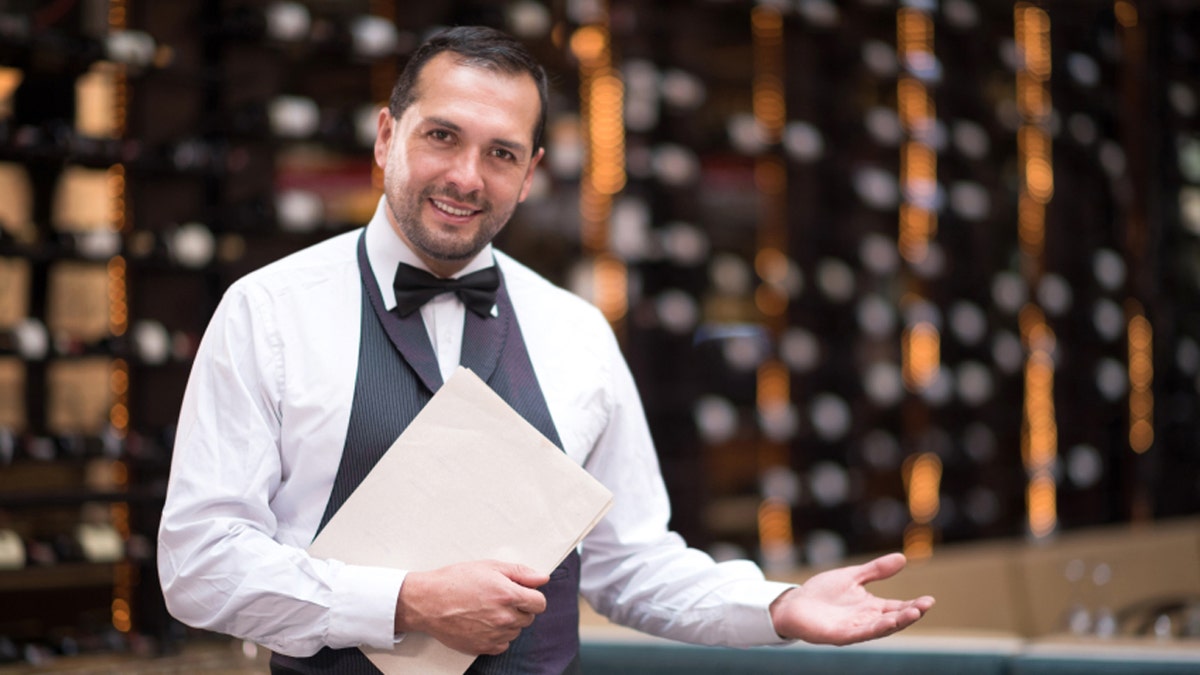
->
[433, 200, 474, 217]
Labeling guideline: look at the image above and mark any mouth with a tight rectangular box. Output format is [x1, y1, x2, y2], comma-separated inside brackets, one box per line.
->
[430, 198, 481, 219]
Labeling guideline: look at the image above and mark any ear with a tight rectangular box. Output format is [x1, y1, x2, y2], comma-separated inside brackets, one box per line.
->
[517, 147, 545, 203]
[373, 107, 395, 170]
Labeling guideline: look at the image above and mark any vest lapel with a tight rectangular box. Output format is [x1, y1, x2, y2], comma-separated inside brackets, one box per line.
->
[460, 297, 506, 384]
[356, 232, 443, 392]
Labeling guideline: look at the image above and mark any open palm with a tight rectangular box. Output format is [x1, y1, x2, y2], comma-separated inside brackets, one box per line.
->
[769, 553, 935, 645]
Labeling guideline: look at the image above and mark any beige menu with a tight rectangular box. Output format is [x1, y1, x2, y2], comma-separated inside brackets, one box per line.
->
[309, 367, 613, 675]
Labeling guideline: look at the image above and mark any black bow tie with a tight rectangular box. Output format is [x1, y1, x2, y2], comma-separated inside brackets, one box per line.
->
[392, 262, 500, 318]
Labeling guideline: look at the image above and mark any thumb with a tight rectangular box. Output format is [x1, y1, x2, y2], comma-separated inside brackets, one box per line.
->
[855, 552, 908, 584]
[495, 562, 550, 588]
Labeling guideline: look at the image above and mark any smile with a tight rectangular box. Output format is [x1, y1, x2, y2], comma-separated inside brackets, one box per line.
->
[431, 199, 479, 218]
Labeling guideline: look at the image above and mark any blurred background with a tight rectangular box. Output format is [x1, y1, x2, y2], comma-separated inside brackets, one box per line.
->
[1, 0, 1199, 669]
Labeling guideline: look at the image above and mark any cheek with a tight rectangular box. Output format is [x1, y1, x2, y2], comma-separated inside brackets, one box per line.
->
[402, 150, 450, 184]
[496, 169, 534, 202]
[384, 156, 425, 195]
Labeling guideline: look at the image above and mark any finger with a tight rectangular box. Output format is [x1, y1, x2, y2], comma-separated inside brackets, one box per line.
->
[914, 595, 936, 611]
[515, 607, 540, 628]
[856, 606, 921, 643]
[853, 552, 908, 584]
[482, 639, 514, 656]
[511, 588, 547, 615]
[877, 595, 934, 613]
[498, 562, 551, 588]
[888, 605, 925, 630]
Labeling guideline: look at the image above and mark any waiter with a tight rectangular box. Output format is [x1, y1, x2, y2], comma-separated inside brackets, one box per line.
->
[158, 25, 934, 675]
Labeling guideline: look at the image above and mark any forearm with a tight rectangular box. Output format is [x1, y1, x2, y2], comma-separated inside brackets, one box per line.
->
[581, 530, 792, 647]
[158, 509, 405, 656]
[579, 348, 793, 647]
[158, 282, 405, 656]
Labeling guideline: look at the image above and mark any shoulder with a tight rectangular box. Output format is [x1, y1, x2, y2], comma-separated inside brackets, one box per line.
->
[225, 229, 361, 306]
[496, 248, 623, 387]
[495, 250, 608, 329]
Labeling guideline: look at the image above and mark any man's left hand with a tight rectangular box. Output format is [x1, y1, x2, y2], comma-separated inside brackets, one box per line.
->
[769, 552, 935, 645]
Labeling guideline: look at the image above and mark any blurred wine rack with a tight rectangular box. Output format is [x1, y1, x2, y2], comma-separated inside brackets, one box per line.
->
[599, 0, 1200, 576]
[0, 0, 426, 664]
[1, 0, 1200, 667]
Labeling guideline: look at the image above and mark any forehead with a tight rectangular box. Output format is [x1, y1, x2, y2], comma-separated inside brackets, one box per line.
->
[408, 52, 541, 143]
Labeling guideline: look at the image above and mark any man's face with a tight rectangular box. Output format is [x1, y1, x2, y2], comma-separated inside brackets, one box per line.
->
[374, 52, 544, 277]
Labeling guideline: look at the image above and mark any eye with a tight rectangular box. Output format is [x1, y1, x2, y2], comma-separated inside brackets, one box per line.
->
[428, 129, 453, 143]
[491, 147, 518, 162]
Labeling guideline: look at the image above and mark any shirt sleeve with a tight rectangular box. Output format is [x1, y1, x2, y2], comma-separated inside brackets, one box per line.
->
[156, 281, 405, 657]
[577, 327, 796, 648]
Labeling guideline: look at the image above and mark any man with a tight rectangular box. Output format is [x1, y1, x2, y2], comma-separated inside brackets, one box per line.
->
[158, 25, 934, 675]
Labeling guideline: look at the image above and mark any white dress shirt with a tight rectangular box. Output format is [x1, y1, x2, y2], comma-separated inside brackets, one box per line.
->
[158, 198, 793, 657]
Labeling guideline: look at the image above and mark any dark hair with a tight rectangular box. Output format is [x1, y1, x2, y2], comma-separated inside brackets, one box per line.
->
[388, 26, 549, 156]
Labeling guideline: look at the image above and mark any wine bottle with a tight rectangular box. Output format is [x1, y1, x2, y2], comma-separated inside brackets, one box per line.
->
[213, 2, 312, 43]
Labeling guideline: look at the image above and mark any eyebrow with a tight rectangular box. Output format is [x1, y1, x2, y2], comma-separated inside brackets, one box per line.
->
[425, 115, 530, 158]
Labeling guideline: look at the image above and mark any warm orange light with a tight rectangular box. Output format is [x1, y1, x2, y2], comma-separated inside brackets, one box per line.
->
[1020, 303, 1058, 540]
[1015, 3, 1056, 540]
[757, 359, 790, 409]
[1016, 4, 1051, 80]
[109, 358, 130, 435]
[902, 142, 936, 182]
[111, 460, 129, 485]
[107, 256, 127, 336]
[1026, 157, 1054, 202]
[1017, 195, 1046, 260]
[903, 452, 943, 525]
[757, 497, 794, 548]
[897, 4, 942, 559]
[1022, 350, 1057, 469]
[753, 284, 785, 318]
[103, 63, 133, 632]
[903, 523, 933, 560]
[0, 67, 22, 103]
[575, 20, 626, 321]
[1018, 125, 1050, 156]
[1027, 471, 1057, 538]
[899, 204, 936, 263]
[754, 158, 786, 195]
[107, 165, 126, 229]
[570, 26, 607, 63]
[898, 78, 934, 131]
[751, 5, 784, 139]
[753, 79, 785, 139]
[111, 598, 132, 632]
[902, 322, 940, 390]
[593, 255, 627, 323]
[755, 248, 788, 285]
[898, 8, 933, 56]
[588, 70, 626, 196]
[109, 402, 129, 429]
[1017, 73, 1049, 120]
[1130, 420, 1153, 452]
[108, 0, 126, 28]
[1114, 0, 1138, 28]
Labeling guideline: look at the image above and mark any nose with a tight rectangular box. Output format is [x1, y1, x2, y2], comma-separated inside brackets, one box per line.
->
[444, 149, 485, 195]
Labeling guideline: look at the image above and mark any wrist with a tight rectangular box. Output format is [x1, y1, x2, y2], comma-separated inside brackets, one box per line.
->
[394, 570, 423, 634]
[768, 585, 801, 639]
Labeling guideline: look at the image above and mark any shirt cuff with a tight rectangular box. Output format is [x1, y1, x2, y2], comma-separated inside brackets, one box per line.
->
[737, 580, 800, 645]
[328, 563, 408, 650]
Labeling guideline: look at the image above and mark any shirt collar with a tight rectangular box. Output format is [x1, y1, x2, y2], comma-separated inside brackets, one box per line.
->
[365, 196, 496, 310]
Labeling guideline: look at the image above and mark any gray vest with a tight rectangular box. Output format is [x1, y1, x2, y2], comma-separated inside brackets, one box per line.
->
[270, 233, 582, 675]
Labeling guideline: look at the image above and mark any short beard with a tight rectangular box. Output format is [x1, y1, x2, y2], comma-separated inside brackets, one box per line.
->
[386, 183, 513, 264]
